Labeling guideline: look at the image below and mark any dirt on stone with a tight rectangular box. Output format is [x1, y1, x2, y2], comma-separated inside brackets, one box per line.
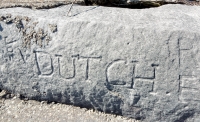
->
[0, 0, 84, 9]
[0, 90, 140, 122]
[0, 0, 200, 10]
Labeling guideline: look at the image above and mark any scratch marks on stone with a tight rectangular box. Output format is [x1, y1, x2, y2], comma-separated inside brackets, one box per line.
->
[56, 54, 76, 79]
[5, 40, 17, 45]
[85, 58, 89, 80]
[131, 65, 135, 89]
[178, 38, 181, 69]
[33, 50, 41, 75]
[33, 50, 54, 76]
[106, 58, 158, 92]
[105, 59, 125, 84]
[72, 54, 102, 80]
[18, 48, 26, 64]
[178, 34, 200, 103]
[69, 6, 99, 17]
[179, 76, 200, 102]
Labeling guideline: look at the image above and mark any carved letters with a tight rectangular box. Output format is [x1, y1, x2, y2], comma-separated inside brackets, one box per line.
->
[56, 54, 76, 79]
[179, 76, 200, 102]
[106, 59, 133, 86]
[33, 52, 102, 80]
[178, 37, 200, 103]
[106, 59, 158, 89]
[3, 46, 158, 87]
[2, 37, 15, 62]
[33, 50, 54, 76]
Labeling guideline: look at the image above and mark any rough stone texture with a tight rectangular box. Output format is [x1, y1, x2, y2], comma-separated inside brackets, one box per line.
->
[0, 90, 138, 122]
[85, 0, 200, 7]
[0, 4, 200, 122]
[0, 0, 200, 9]
[0, 0, 84, 9]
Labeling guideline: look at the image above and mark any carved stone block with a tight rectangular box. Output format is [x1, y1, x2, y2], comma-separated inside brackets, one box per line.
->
[0, 4, 200, 122]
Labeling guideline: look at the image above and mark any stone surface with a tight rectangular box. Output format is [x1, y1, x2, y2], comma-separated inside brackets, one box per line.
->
[0, 0, 200, 9]
[0, 0, 84, 9]
[86, 0, 200, 7]
[0, 90, 138, 122]
[0, 4, 200, 122]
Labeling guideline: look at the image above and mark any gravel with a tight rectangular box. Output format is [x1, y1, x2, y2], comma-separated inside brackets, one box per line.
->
[0, 90, 139, 122]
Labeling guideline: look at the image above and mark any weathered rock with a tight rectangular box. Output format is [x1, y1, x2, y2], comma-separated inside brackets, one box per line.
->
[0, 0, 200, 9]
[86, 0, 200, 7]
[1, 4, 200, 122]
[0, 0, 85, 9]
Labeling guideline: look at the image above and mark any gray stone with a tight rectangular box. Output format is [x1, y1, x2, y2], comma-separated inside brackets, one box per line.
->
[0, 4, 200, 122]
[0, 0, 200, 9]
[0, 0, 85, 9]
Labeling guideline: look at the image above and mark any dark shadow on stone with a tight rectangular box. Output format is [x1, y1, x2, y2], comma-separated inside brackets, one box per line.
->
[108, 2, 163, 9]
[175, 110, 195, 122]
[50, 89, 62, 102]
[19, 94, 29, 100]
[105, 83, 114, 91]
[0, 24, 3, 31]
